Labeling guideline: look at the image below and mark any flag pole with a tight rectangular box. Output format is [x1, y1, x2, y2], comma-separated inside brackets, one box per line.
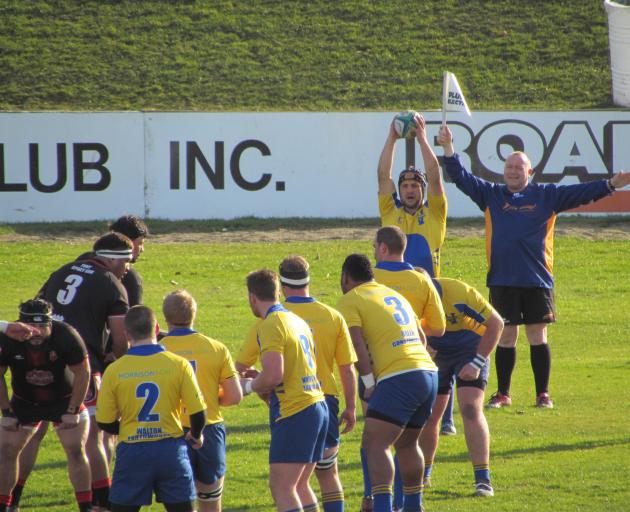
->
[441, 71, 449, 127]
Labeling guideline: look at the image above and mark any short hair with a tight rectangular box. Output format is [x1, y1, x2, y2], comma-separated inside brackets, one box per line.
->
[246, 269, 280, 302]
[109, 215, 149, 241]
[19, 298, 53, 324]
[376, 226, 407, 255]
[124, 305, 157, 341]
[93, 232, 134, 258]
[279, 255, 310, 289]
[341, 254, 374, 283]
[163, 290, 197, 326]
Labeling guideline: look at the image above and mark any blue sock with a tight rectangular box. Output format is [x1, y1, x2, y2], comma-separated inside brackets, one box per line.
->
[372, 489, 392, 512]
[393, 454, 403, 509]
[322, 492, 344, 512]
[424, 463, 433, 480]
[474, 464, 491, 484]
[361, 447, 372, 497]
[402, 484, 423, 512]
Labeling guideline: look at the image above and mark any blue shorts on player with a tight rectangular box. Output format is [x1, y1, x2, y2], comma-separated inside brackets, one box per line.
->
[110, 437, 195, 507]
[434, 346, 490, 394]
[324, 395, 340, 449]
[185, 423, 226, 485]
[366, 370, 437, 429]
[269, 400, 329, 464]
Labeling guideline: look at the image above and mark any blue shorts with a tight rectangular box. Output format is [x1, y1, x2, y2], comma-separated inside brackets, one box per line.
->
[366, 370, 437, 429]
[110, 437, 195, 506]
[435, 346, 489, 394]
[185, 423, 226, 485]
[269, 400, 328, 464]
[324, 395, 340, 449]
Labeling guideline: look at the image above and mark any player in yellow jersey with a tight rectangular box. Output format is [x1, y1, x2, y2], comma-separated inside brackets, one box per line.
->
[418, 277, 503, 498]
[374, 226, 445, 338]
[240, 269, 328, 512]
[96, 306, 207, 512]
[368, 225, 446, 511]
[337, 254, 437, 512]
[161, 291, 242, 512]
[377, 113, 446, 278]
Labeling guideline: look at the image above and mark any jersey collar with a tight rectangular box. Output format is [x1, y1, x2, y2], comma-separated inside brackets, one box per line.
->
[284, 296, 316, 304]
[166, 327, 197, 337]
[127, 344, 166, 356]
[265, 303, 288, 318]
[375, 261, 414, 272]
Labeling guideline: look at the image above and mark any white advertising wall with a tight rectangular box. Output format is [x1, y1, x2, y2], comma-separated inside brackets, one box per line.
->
[1, 111, 629, 222]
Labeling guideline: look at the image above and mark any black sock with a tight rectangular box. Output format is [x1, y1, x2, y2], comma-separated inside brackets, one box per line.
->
[530, 343, 551, 395]
[495, 346, 516, 395]
[10, 481, 25, 507]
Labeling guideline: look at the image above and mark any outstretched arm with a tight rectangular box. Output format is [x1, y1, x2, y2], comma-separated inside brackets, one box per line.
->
[415, 113, 443, 196]
[610, 170, 630, 190]
[377, 120, 399, 195]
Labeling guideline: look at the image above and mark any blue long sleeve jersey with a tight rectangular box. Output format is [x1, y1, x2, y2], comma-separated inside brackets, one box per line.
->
[443, 154, 611, 288]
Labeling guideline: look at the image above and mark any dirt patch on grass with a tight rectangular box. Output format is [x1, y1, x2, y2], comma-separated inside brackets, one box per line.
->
[1, 220, 629, 244]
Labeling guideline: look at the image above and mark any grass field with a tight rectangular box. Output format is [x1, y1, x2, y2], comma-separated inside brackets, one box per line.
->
[0, 225, 629, 511]
[0, 1, 613, 111]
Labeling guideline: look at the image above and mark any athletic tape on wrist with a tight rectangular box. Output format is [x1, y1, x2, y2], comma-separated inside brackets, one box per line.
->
[360, 373, 375, 388]
[244, 380, 253, 395]
[0, 320, 8, 333]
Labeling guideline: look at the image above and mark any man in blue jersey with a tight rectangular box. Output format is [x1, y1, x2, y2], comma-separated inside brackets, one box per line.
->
[438, 125, 630, 408]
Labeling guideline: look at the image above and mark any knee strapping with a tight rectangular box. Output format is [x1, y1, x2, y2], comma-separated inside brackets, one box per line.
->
[198, 485, 223, 502]
[316, 448, 339, 471]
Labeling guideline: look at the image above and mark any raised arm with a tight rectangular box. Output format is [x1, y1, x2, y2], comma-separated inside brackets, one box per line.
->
[377, 120, 399, 195]
[415, 114, 443, 196]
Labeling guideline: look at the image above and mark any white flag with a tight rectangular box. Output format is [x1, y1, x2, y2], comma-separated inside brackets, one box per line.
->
[442, 71, 471, 124]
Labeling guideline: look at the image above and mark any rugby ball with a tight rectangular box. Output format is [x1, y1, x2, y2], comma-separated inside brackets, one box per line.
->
[393, 111, 418, 138]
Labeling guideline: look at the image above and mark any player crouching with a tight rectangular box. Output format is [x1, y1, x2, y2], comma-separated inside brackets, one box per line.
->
[0, 299, 92, 512]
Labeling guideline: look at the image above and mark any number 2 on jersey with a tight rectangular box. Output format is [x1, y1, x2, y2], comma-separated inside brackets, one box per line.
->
[136, 382, 160, 422]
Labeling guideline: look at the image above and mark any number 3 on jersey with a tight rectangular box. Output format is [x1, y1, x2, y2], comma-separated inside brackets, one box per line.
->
[136, 382, 160, 422]
[384, 296, 411, 326]
[56, 274, 84, 305]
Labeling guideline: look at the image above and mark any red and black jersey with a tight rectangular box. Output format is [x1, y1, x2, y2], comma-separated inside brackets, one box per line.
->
[0, 321, 88, 405]
[39, 259, 129, 373]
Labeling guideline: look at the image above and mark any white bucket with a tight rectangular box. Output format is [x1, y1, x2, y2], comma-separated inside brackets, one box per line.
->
[605, 0, 630, 107]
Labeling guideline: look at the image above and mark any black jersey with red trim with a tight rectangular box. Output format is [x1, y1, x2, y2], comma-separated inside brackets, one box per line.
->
[0, 321, 88, 405]
[39, 259, 129, 372]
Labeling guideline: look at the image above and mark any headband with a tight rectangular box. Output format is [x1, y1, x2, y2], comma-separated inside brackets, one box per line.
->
[95, 249, 133, 260]
[279, 269, 310, 287]
[19, 310, 52, 324]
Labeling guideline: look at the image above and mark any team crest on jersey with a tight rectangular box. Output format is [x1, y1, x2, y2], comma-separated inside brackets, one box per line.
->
[446, 313, 458, 324]
[49, 350, 58, 362]
[418, 213, 425, 226]
[26, 369, 54, 386]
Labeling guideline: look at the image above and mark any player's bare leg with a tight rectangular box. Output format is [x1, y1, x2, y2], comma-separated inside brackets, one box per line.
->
[196, 476, 224, 512]
[102, 432, 117, 466]
[418, 393, 450, 485]
[362, 417, 403, 510]
[393, 427, 424, 511]
[85, 416, 110, 511]
[56, 413, 93, 510]
[0, 426, 34, 509]
[295, 462, 318, 510]
[269, 462, 308, 511]
[10, 421, 48, 509]
[314, 446, 344, 511]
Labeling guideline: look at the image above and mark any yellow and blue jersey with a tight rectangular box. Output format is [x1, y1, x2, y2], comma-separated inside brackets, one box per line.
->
[96, 344, 206, 443]
[336, 281, 436, 382]
[378, 191, 447, 277]
[161, 328, 237, 426]
[443, 153, 611, 288]
[283, 296, 357, 396]
[374, 261, 446, 335]
[428, 277, 495, 353]
[237, 298, 357, 397]
[258, 304, 324, 420]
